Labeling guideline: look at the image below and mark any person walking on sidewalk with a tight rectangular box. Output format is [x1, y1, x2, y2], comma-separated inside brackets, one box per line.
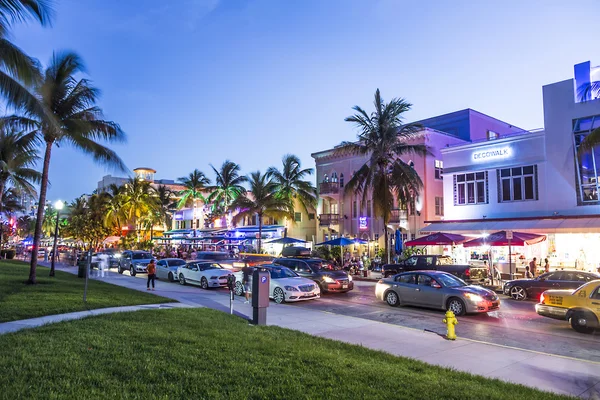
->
[242, 266, 252, 304]
[147, 259, 157, 291]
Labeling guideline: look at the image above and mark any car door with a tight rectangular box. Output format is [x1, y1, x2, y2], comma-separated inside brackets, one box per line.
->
[393, 273, 418, 304]
[121, 251, 130, 268]
[561, 271, 593, 290]
[186, 262, 201, 284]
[156, 260, 167, 279]
[528, 271, 562, 299]
[589, 285, 600, 316]
[413, 273, 445, 308]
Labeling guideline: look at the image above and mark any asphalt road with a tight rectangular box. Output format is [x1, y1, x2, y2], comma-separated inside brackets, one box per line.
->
[117, 269, 600, 363]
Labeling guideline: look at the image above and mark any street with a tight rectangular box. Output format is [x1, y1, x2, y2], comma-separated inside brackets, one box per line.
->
[100, 268, 600, 363]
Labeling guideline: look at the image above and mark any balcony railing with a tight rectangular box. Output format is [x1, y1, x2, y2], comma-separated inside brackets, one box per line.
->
[389, 209, 408, 223]
[319, 182, 339, 195]
[319, 213, 340, 226]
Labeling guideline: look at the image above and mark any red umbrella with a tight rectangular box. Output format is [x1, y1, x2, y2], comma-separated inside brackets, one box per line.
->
[405, 232, 468, 246]
[463, 231, 546, 247]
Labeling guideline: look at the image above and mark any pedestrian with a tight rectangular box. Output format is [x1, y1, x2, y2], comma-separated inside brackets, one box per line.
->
[544, 258, 550, 273]
[147, 259, 157, 291]
[242, 265, 253, 304]
[529, 257, 537, 276]
[525, 265, 533, 279]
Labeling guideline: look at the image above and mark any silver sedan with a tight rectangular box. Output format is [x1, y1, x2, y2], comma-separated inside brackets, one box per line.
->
[375, 270, 500, 315]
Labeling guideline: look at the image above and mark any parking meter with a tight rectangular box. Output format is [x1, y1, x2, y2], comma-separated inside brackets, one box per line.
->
[251, 268, 270, 325]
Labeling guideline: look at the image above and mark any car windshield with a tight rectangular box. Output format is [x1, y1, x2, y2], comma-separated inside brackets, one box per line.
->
[269, 267, 298, 279]
[132, 252, 152, 260]
[308, 261, 335, 271]
[170, 260, 186, 267]
[437, 273, 467, 287]
[204, 263, 223, 270]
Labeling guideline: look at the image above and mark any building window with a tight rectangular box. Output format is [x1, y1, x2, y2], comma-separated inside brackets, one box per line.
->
[352, 201, 357, 218]
[498, 166, 537, 202]
[366, 200, 371, 217]
[374, 233, 379, 240]
[574, 115, 600, 203]
[331, 172, 338, 183]
[330, 203, 338, 215]
[340, 173, 344, 188]
[308, 213, 315, 220]
[454, 172, 488, 205]
[434, 160, 443, 180]
[294, 212, 302, 222]
[435, 197, 444, 216]
[409, 199, 415, 215]
[487, 130, 499, 140]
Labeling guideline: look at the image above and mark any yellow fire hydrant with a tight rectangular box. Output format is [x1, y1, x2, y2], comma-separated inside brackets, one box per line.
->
[443, 310, 458, 340]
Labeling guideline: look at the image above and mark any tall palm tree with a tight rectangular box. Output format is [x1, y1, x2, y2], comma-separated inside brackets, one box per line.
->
[103, 183, 126, 231]
[267, 154, 317, 219]
[5, 52, 126, 284]
[155, 185, 176, 231]
[177, 169, 210, 233]
[0, 0, 54, 112]
[120, 178, 157, 243]
[0, 126, 40, 245]
[230, 171, 293, 253]
[207, 160, 247, 213]
[336, 89, 428, 262]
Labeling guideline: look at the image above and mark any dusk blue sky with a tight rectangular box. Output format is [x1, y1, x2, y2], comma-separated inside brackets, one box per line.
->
[10, 0, 600, 202]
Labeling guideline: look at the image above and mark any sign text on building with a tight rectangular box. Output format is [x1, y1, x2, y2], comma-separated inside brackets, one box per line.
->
[359, 217, 368, 230]
[472, 146, 512, 162]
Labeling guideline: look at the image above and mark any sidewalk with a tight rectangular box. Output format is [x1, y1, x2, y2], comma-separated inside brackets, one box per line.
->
[4, 262, 599, 398]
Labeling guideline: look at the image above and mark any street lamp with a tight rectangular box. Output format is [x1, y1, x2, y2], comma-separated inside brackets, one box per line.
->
[50, 200, 64, 277]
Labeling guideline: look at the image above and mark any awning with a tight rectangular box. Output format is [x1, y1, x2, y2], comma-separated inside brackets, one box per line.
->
[463, 231, 546, 247]
[421, 217, 600, 234]
[405, 232, 467, 246]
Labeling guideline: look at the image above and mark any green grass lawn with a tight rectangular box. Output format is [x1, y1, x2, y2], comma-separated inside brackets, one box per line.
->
[0, 308, 569, 400]
[0, 260, 171, 322]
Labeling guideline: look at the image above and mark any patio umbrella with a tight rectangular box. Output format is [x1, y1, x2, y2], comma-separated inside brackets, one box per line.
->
[395, 229, 403, 254]
[463, 231, 546, 280]
[316, 237, 367, 264]
[267, 237, 307, 245]
[404, 232, 467, 247]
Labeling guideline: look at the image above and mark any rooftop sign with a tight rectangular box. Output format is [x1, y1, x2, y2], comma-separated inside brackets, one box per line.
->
[472, 146, 512, 162]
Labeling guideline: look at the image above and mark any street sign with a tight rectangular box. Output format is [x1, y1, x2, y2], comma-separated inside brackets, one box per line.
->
[260, 276, 267, 284]
[506, 230, 513, 240]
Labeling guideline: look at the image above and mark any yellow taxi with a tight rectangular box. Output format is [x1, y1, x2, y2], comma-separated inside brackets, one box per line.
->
[535, 280, 600, 334]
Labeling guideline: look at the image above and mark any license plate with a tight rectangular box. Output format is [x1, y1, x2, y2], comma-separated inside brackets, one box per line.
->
[342, 284, 348, 289]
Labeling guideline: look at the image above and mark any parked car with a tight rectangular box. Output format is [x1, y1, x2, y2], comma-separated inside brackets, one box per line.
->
[535, 279, 600, 334]
[98, 249, 120, 268]
[177, 261, 231, 288]
[375, 271, 500, 315]
[156, 258, 186, 281]
[381, 255, 488, 284]
[118, 250, 154, 276]
[193, 251, 241, 270]
[273, 257, 353, 293]
[503, 270, 600, 301]
[233, 264, 320, 304]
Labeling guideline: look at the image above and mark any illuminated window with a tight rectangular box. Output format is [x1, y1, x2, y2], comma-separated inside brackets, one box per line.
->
[498, 166, 537, 202]
[487, 130, 499, 140]
[330, 203, 338, 215]
[573, 115, 600, 204]
[454, 172, 488, 205]
[434, 160, 443, 180]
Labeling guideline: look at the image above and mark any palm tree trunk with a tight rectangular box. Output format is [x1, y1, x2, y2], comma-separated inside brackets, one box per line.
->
[28, 141, 53, 284]
[257, 213, 263, 254]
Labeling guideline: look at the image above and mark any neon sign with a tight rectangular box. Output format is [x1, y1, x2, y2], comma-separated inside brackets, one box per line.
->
[359, 217, 368, 230]
[472, 146, 512, 162]
[174, 212, 184, 221]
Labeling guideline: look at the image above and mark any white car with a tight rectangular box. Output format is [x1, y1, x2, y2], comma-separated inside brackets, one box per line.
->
[233, 265, 320, 304]
[156, 258, 187, 281]
[177, 261, 232, 289]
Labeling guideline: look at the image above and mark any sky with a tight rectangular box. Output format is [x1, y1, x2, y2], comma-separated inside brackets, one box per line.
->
[9, 0, 600, 202]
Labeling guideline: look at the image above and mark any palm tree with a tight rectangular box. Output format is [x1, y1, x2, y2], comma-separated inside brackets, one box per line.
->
[230, 171, 293, 253]
[103, 183, 126, 232]
[0, 126, 40, 245]
[120, 178, 157, 243]
[207, 161, 247, 214]
[41, 203, 55, 237]
[0, 0, 54, 113]
[177, 169, 210, 233]
[155, 185, 176, 231]
[16, 215, 33, 237]
[267, 154, 317, 220]
[5, 52, 126, 284]
[336, 89, 428, 262]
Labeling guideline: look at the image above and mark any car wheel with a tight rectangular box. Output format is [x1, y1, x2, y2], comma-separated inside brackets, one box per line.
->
[130, 266, 136, 277]
[179, 274, 186, 285]
[234, 281, 244, 296]
[273, 287, 285, 304]
[447, 297, 466, 316]
[168, 272, 174, 282]
[317, 282, 325, 294]
[509, 286, 527, 301]
[118, 266, 123, 274]
[570, 312, 595, 334]
[200, 277, 209, 289]
[385, 290, 400, 307]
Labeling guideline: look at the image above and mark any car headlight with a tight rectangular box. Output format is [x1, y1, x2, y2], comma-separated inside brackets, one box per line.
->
[114, 254, 121, 258]
[284, 286, 299, 291]
[323, 276, 335, 283]
[465, 293, 484, 303]
[348, 275, 352, 282]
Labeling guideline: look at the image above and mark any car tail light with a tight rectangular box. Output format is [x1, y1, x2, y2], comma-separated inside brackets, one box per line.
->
[465, 268, 471, 277]
[539, 293, 545, 304]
